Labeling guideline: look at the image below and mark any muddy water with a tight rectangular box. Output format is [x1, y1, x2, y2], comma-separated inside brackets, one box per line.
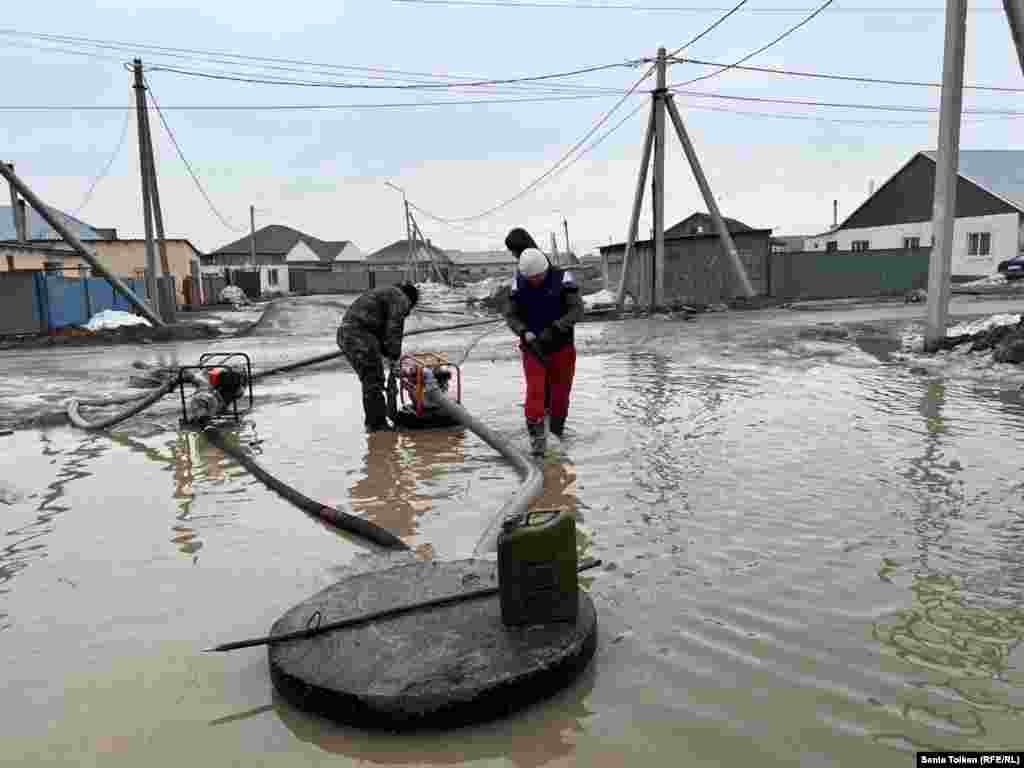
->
[4, 298, 1024, 765]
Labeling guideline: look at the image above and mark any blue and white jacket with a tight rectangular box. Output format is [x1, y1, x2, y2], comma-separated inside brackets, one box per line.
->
[504, 265, 585, 353]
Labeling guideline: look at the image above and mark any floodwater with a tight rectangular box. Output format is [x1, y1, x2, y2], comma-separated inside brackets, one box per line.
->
[4, 291, 1024, 766]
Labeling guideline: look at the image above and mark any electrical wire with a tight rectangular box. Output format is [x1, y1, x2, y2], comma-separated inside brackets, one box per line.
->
[71, 107, 131, 216]
[676, 100, 1024, 125]
[390, 0, 1001, 11]
[669, 87, 1024, 114]
[673, 0, 835, 87]
[668, 0, 748, 57]
[405, 66, 654, 224]
[671, 57, 1024, 93]
[144, 79, 244, 233]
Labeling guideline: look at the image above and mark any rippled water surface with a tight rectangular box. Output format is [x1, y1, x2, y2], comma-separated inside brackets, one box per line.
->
[4, 294, 1024, 766]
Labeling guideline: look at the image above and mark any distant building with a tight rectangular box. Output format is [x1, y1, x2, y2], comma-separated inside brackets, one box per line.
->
[446, 249, 516, 283]
[806, 150, 1024, 278]
[367, 239, 452, 283]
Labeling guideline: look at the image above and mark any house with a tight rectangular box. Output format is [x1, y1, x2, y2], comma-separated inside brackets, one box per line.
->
[367, 239, 452, 284]
[806, 150, 1024, 278]
[600, 212, 772, 305]
[205, 224, 358, 297]
[1, 205, 201, 304]
[284, 238, 364, 270]
[446, 250, 517, 283]
[771, 235, 810, 253]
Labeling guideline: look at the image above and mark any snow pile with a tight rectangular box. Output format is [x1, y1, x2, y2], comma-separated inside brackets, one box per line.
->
[583, 290, 614, 308]
[85, 310, 151, 332]
[219, 285, 249, 306]
[946, 313, 1021, 337]
[959, 273, 1008, 288]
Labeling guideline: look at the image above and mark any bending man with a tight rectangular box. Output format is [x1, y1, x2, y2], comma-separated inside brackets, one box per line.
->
[504, 245, 584, 456]
[337, 282, 419, 432]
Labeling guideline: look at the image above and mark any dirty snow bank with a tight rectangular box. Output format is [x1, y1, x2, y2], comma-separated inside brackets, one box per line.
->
[85, 310, 151, 331]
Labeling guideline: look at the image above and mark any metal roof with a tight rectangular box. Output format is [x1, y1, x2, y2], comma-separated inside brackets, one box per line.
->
[922, 150, 1024, 212]
[0, 205, 102, 241]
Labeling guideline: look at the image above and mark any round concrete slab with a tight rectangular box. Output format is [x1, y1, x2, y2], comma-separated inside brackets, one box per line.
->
[268, 558, 597, 731]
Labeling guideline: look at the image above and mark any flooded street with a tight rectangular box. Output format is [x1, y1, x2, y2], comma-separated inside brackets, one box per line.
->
[4, 292, 1024, 766]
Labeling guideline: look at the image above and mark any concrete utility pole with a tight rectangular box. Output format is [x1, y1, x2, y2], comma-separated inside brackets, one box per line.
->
[249, 204, 257, 265]
[133, 59, 161, 320]
[6, 162, 27, 243]
[1004, 0, 1024, 76]
[138, 83, 174, 321]
[614, 108, 655, 309]
[652, 47, 667, 309]
[563, 218, 571, 259]
[924, 0, 968, 353]
[0, 162, 164, 326]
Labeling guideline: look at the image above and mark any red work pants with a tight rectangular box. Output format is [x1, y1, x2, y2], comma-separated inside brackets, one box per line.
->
[521, 342, 576, 423]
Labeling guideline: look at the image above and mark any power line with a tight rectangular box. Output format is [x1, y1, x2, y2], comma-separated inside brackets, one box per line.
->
[411, 93, 649, 225]
[408, 65, 655, 223]
[71, 107, 132, 216]
[0, 93, 616, 111]
[671, 57, 1024, 93]
[144, 79, 244, 232]
[673, 0, 835, 87]
[145, 61, 640, 91]
[391, 0, 1002, 12]
[669, 0, 748, 57]
[676, 100, 1024, 125]
[669, 86, 1024, 114]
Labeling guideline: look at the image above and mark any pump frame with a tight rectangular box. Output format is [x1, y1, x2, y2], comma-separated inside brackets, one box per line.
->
[177, 352, 254, 423]
[398, 352, 462, 417]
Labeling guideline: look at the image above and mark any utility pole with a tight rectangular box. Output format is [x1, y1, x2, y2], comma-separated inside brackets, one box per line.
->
[833, 200, 838, 230]
[249, 205, 257, 265]
[563, 218, 571, 260]
[551, 232, 561, 265]
[1004, 0, 1024, 76]
[133, 59, 161, 321]
[652, 47, 667, 309]
[924, 0, 968, 353]
[614, 108, 655, 309]
[6, 162, 27, 243]
[138, 82, 174, 322]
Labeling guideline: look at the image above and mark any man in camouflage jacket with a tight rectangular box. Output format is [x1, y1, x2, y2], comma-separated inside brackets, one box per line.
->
[337, 282, 419, 432]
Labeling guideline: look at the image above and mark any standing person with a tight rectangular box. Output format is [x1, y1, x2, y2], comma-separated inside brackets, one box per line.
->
[337, 282, 419, 432]
[504, 245, 584, 456]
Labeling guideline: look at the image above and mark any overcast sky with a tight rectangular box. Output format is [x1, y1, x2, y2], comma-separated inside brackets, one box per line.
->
[2, 1, 1022, 257]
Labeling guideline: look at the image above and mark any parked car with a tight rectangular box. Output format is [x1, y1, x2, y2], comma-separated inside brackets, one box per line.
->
[997, 255, 1024, 279]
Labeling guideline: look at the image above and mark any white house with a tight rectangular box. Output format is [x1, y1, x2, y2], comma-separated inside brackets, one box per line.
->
[285, 239, 364, 268]
[807, 151, 1024, 278]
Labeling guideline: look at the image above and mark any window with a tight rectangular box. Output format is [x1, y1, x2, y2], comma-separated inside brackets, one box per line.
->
[967, 232, 991, 256]
[267, 268, 279, 286]
[903, 237, 921, 250]
[851, 240, 870, 252]
[825, 241, 838, 253]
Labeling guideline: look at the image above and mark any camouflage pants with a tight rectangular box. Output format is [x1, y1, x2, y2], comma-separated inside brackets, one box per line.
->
[337, 325, 388, 430]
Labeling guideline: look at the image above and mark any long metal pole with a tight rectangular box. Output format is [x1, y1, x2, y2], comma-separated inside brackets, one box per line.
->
[249, 205, 257, 265]
[665, 96, 756, 298]
[924, 0, 968, 353]
[1004, 0, 1024, 76]
[652, 47, 667, 309]
[133, 60, 160, 320]
[614, 106, 656, 309]
[0, 163, 164, 326]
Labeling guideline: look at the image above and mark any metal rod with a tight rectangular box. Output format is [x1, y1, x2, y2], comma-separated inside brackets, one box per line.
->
[0, 162, 165, 326]
[924, 0, 968, 353]
[205, 558, 603, 653]
[614, 106, 656, 310]
[665, 95, 756, 298]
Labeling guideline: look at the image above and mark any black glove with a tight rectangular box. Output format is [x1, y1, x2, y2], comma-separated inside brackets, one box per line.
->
[538, 327, 555, 348]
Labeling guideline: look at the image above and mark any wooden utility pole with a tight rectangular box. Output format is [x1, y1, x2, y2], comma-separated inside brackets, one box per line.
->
[652, 47, 667, 309]
[133, 59, 161, 320]
[1004, 0, 1024, 76]
[0, 163, 163, 326]
[923, 0, 968, 353]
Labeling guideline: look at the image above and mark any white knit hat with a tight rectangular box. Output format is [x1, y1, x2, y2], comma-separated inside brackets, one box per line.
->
[518, 248, 549, 277]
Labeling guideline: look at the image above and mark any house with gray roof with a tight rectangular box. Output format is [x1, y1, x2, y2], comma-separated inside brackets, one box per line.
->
[806, 150, 1024, 277]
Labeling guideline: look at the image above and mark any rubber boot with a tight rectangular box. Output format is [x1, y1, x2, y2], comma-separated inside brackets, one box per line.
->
[526, 418, 546, 457]
[364, 391, 394, 433]
[549, 415, 566, 439]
